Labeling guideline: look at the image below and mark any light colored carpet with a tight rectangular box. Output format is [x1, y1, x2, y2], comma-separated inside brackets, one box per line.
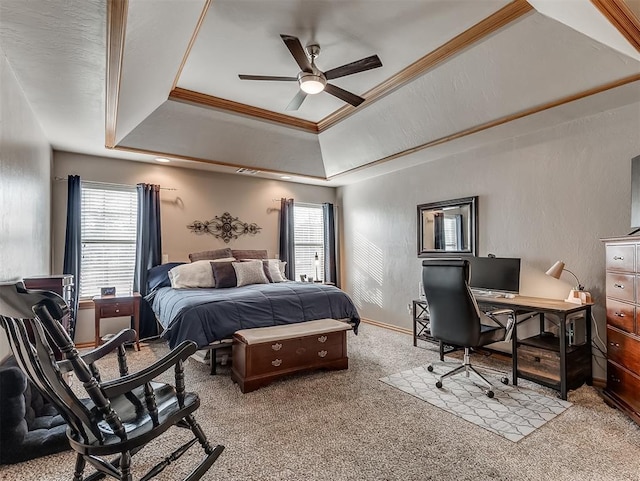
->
[1, 323, 639, 480]
[380, 364, 572, 442]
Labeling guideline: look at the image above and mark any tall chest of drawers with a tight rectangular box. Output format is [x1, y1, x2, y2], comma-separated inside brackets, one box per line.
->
[602, 236, 640, 425]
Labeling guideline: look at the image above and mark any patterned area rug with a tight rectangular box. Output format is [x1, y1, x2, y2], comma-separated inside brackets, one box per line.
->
[380, 364, 572, 442]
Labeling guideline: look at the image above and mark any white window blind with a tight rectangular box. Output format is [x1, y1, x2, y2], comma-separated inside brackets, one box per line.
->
[293, 203, 324, 281]
[444, 217, 458, 250]
[79, 182, 137, 299]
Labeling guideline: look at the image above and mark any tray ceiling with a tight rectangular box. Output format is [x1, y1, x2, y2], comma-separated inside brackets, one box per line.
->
[1, 0, 639, 185]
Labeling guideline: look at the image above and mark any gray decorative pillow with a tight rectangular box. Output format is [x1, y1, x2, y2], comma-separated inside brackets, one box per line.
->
[233, 260, 269, 287]
[189, 247, 233, 262]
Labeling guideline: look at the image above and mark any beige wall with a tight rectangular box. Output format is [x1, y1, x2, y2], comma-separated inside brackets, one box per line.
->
[338, 101, 640, 380]
[0, 49, 52, 358]
[52, 152, 337, 343]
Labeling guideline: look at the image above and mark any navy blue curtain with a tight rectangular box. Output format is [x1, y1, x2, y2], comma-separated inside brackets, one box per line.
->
[133, 184, 162, 339]
[62, 175, 81, 340]
[322, 203, 337, 286]
[278, 198, 295, 280]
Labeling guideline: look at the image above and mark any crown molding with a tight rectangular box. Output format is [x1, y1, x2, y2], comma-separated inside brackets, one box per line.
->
[105, 0, 128, 148]
[591, 0, 640, 52]
[169, 87, 319, 133]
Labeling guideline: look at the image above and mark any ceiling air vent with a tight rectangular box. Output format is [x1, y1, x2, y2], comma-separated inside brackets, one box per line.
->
[236, 168, 261, 174]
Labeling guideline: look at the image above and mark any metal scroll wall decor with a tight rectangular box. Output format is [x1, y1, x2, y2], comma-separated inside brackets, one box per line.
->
[187, 212, 262, 243]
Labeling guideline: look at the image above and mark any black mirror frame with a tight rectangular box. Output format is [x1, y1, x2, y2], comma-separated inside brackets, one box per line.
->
[417, 196, 478, 257]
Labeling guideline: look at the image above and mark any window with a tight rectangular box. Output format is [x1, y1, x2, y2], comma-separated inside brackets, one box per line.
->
[79, 182, 137, 299]
[293, 203, 325, 281]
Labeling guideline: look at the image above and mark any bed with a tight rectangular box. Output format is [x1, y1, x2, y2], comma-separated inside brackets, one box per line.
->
[151, 282, 361, 349]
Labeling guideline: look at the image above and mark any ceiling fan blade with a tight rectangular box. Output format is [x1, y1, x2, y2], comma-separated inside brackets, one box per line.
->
[280, 34, 312, 72]
[324, 55, 382, 80]
[238, 74, 297, 81]
[285, 90, 308, 111]
[324, 83, 365, 107]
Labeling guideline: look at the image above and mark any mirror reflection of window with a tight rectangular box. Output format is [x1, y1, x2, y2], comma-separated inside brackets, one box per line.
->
[417, 196, 477, 257]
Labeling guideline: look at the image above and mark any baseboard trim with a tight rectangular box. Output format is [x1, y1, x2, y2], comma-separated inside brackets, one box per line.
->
[360, 318, 412, 336]
[592, 378, 606, 390]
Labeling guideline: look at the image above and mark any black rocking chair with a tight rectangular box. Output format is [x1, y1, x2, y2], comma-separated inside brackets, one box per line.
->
[0, 282, 224, 481]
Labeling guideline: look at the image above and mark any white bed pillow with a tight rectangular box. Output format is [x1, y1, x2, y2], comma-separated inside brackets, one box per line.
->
[266, 259, 286, 282]
[279, 260, 287, 281]
[233, 260, 269, 287]
[169, 258, 235, 288]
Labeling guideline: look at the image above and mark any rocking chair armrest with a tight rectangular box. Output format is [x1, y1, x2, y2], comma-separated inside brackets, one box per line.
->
[82, 329, 137, 364]
[58, 329, 137, 373]
[101, 341, 198, 398]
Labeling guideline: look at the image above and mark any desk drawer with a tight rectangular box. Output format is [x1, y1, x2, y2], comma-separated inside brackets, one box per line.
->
[607, 328, 640, 374]
[606, 299, 635, 333]
[606, 244, 635, 272]
[99, 303, 134, 318]
[517, 344, 560, 382]
[606, 273, 635, 302]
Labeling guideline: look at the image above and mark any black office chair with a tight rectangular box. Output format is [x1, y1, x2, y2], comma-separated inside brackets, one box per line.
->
[421, 259, 515, 398]
[0, 282, 224, 481]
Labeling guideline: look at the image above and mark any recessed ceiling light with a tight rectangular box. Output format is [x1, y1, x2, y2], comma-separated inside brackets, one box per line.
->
[155, 157, 170, 163]
[280, 176, 291, 180]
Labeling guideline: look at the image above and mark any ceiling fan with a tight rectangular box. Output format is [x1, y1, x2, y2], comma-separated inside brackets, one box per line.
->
[238, 34, 383, 111]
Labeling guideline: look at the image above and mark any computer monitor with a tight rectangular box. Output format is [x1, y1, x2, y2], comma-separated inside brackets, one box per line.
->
[467, 256, 521, 294]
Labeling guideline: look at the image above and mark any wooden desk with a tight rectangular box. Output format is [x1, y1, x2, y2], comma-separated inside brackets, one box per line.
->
[93, 293, 141, 351]
[475, 294, 593, 400]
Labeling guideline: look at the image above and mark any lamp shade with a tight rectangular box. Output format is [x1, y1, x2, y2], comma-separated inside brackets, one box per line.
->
[545, 261, 565, 279]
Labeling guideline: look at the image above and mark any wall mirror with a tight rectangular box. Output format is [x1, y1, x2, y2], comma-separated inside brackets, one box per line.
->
[417, 196, 478, 257]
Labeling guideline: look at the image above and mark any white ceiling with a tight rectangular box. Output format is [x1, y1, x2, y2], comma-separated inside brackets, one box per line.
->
[1, 0, 639, 186]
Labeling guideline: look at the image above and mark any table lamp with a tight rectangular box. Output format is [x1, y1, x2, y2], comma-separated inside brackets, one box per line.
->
[545, 261, 591, 304]
[545, 261, 584, 290]
[314, 252, 320, 282]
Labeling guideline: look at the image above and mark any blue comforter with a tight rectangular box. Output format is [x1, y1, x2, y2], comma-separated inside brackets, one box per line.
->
[151, 282, 360, 348]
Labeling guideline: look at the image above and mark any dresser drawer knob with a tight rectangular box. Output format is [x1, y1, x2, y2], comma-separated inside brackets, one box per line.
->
[318, 350, 327, 358]
[610, 375, 621, 383]
[271, 342, 282, 351]
[271, 359, 282, 367]
[318, 335, 327, 343]
[613, 283, 625, 289]
[115, 309, 120, 313]
[615, 312, 625, 317]
[609, 342, 620, 348]
[613, 256, 624, 260]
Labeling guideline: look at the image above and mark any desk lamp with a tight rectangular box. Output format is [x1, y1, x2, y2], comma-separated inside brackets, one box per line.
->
[545, 261, 591, 304]
[545, 261, 584, 290]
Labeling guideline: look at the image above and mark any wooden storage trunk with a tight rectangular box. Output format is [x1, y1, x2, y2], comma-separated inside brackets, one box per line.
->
[231, 319, 351, 393]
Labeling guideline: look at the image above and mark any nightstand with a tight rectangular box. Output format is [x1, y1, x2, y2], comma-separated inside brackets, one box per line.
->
[93, 293, 141, 350]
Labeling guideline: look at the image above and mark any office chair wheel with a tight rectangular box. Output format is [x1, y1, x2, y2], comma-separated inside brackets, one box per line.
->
[500, 377, 509, 385]
[427, 365, 434, 372]
[486, 390, 494, 398]
[435, 381, 443, 389]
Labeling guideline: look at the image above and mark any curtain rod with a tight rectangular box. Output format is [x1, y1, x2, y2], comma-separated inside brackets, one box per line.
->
[54, 176, 177, 191]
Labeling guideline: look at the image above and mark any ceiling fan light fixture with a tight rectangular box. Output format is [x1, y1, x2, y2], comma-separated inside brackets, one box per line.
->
[298, 73, 326, 94]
